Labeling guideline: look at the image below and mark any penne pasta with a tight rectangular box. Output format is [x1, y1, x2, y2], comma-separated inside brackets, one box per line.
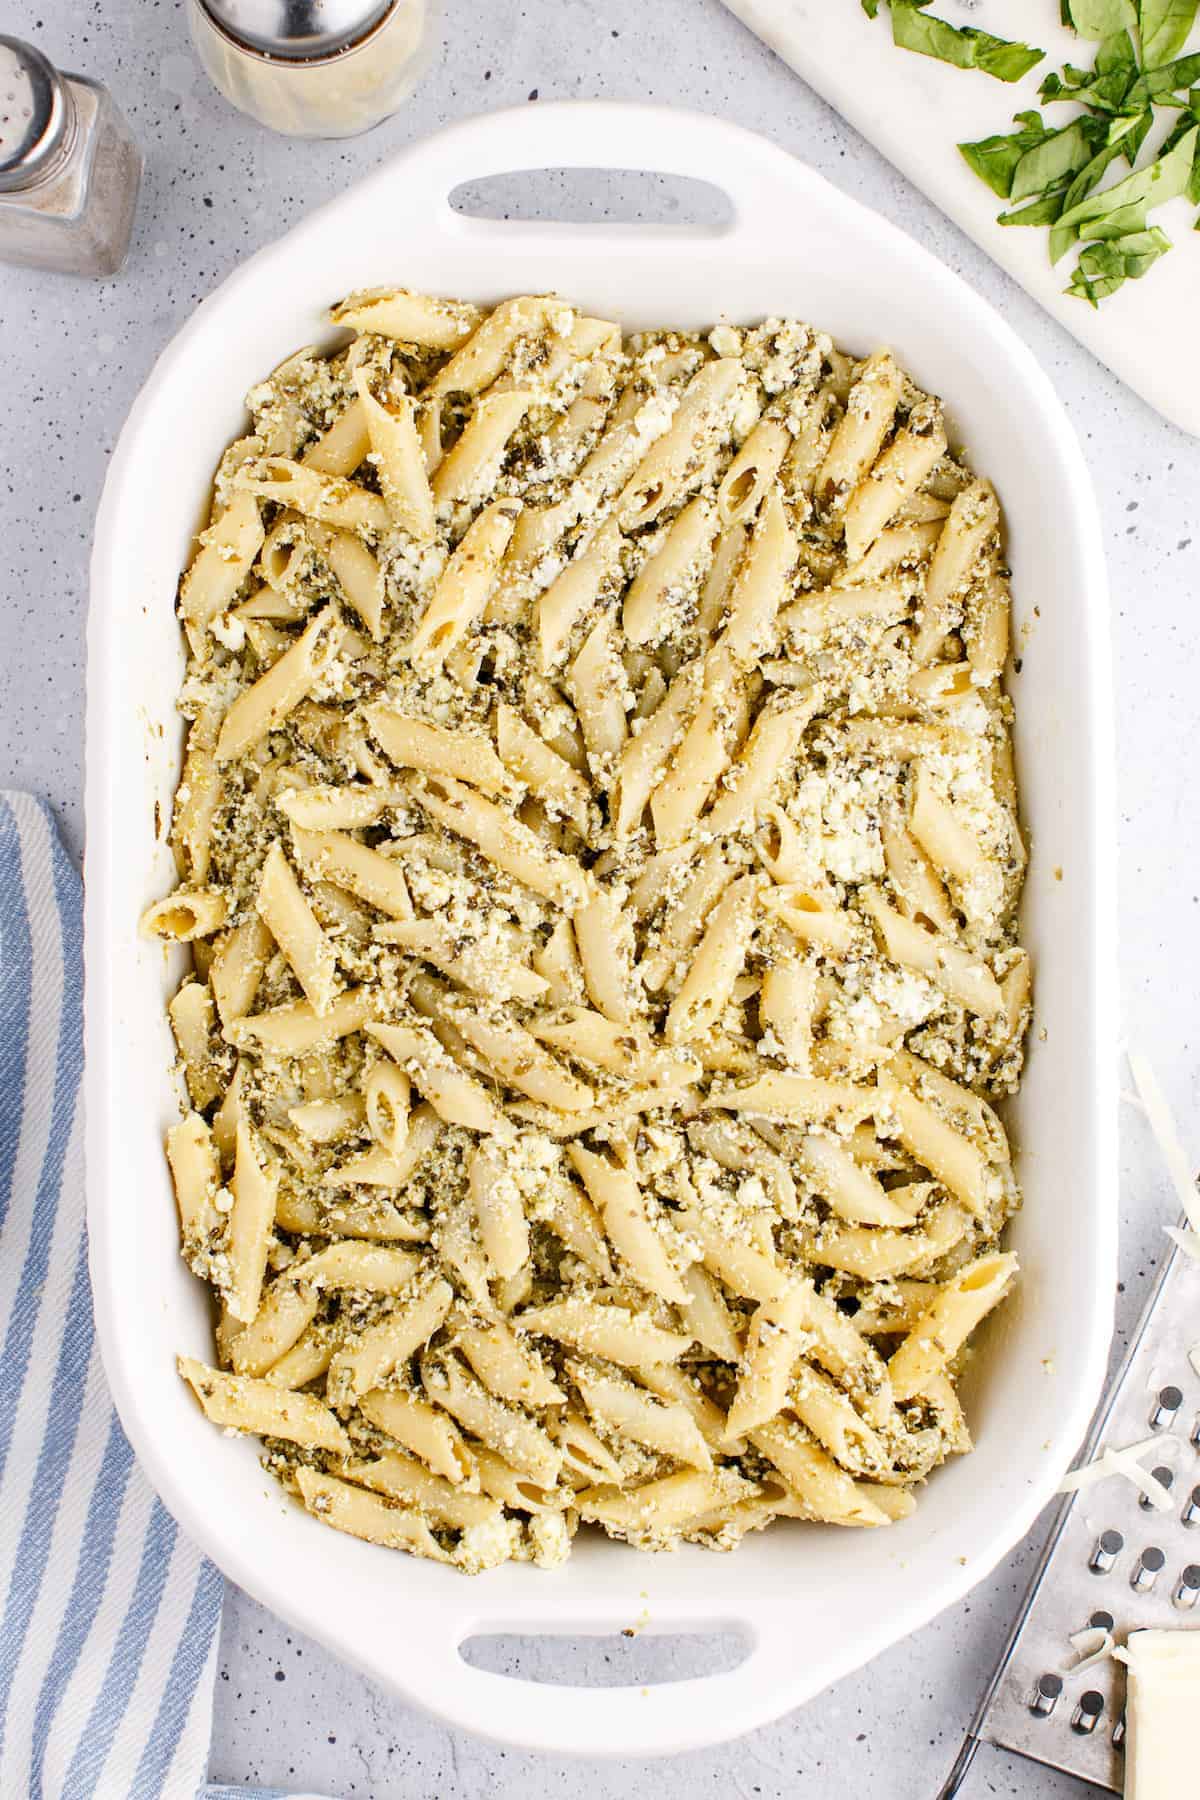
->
[841, 397, 946, 564]
[574, 1362, 712, 1470]
[232, 456, 391, 536]
[496, 702, 592, 833]
[536, 517, 624, 672]
[366, 704, 510, 797]
[256, 840, 338, 1014]
[623, 497, 717, 645]
[366, 1021, 510, 1134]
[157, 294, 1027, 1571]
[180, 492, 265, 640]
[329, 285, 483, 348]
[568, 1142, 690, 1305]
[887, 1252, 1018, 1401]
[665, 873, 760, 1044]
[815, 349, 902, 513]
[407, 771, 591, 910]
[179, 1357, 349, 1453]
[912, 479, 1000, 665]
[290, 823, 414, 920]
[216, 605, 344, 763]
[353, 371, 436, 539]
[517, 1297, 693, 1368]
[407, 498, 521, 669]
[432, 390, 533, 509]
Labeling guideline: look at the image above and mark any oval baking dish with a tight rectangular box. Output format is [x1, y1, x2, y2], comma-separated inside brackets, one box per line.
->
[87, 101, 1117, 1757]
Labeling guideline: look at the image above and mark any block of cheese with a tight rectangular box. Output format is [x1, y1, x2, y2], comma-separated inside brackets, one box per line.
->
[1120, 1629, 1200, 1799]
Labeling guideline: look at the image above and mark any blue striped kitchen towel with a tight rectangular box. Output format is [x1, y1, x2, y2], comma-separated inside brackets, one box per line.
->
[0, 792, 331, 1800]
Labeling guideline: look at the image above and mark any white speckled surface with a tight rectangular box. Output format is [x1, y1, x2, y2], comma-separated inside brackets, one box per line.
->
[2, 2, 1197, 1794]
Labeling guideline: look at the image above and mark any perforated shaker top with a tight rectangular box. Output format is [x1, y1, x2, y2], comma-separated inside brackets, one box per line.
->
[0, 37, 71, 196]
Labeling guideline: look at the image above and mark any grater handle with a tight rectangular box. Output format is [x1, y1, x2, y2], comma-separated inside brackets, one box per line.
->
[935, 1733, 981, 1798]
[933, 1224, 1192, 1795]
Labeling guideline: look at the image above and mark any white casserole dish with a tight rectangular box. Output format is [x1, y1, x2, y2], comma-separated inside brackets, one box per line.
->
[86, 101, 1117, 1757]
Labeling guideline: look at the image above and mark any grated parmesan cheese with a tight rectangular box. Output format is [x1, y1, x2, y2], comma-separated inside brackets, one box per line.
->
[1059, 1435, 1180, 1510]
[1062, 1625, 1114, 1673]
[1127, 1048, 1200, 1240]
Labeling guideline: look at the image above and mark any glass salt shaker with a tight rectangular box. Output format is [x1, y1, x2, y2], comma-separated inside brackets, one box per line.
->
[187, 0, 436, 140]
[0, 36, 142, 277]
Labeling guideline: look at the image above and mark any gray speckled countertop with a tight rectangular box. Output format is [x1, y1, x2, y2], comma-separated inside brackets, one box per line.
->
[2, 3, 1198, 1795]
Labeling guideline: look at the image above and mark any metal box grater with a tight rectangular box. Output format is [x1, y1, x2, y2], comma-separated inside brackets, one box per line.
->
[941, 1226, 1200, 1795]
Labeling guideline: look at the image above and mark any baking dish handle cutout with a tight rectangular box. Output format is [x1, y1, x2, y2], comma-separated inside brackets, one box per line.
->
[448, 169, 735, 233]
[394, 1614, 801, 1756]
[387, 99, 835, 244]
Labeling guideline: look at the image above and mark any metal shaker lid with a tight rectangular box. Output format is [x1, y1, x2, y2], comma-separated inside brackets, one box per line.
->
[195, 0, 396, 60]
[0, 36, 73, 195]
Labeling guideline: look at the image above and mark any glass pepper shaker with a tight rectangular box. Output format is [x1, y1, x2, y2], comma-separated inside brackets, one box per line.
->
[187, 0, 436, 140]
[0, 36, 142, 277]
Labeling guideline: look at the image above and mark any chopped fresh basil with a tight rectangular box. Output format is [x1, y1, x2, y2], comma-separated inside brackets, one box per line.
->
[868, 0, 1200, 302]
[958, 138, 1029, 198]
[998, 191, 1072, 225]
[1040, 66, 1098, 101]
[1126, 48, 1200, 99]
[1088, 195, 1153, 233]
[890, 4, 1045, 81]
[1159, 96, 1200, 196]
[1043, 126, 1127, 254]
[1068, 0, 1137, 38]
[1057, 121, 1198, 230]
[959, 111, 1054, 196]
[1118, 106, 1156, 164]
[1065, 224, 1172, 299]
[1012, 114, 1108, 196]
[1139, 0, 1200, 67]
[1042, 32, 1139, 109]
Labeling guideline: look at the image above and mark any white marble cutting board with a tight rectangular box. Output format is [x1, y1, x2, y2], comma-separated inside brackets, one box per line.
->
[721, 0, 1200, 436]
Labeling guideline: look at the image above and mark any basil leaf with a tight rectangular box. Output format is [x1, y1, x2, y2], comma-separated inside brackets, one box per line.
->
[1097, 26, 1140, 68]
[959, 135, 1032, 197]
[1040, 70, 1084, 101]
[1048, 135, 1132, 257]
[1040, 64, 1118, 106]
[1068, 0, 1137, 38]
[890, 4, 1045, 81]
[1105, 109, 1151, 143]
[1118, 106, 1156, 163]
[1095, 26, 1140, 86]
[861, 0, 880, 16]
[958, 111, 1053, 198]
[1041, 36, 1140, 110]
[1066, 224, 1172, 301]
[1159, 97, 1200, 199]
[1086, 196, 1151, 233]
[998, 191, 1072, 225]
[1127, 50, 1200, 103]
[1011, 116, 1109, 199]
[1058, 121, 1199, 231]
[1097, 225, 1171, 261]
[1138, 0, 1200, 67]
[1098, 226, 1172, 270]
[1066, 266, 1125, 301]
[1065, 267, 1113, 301]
